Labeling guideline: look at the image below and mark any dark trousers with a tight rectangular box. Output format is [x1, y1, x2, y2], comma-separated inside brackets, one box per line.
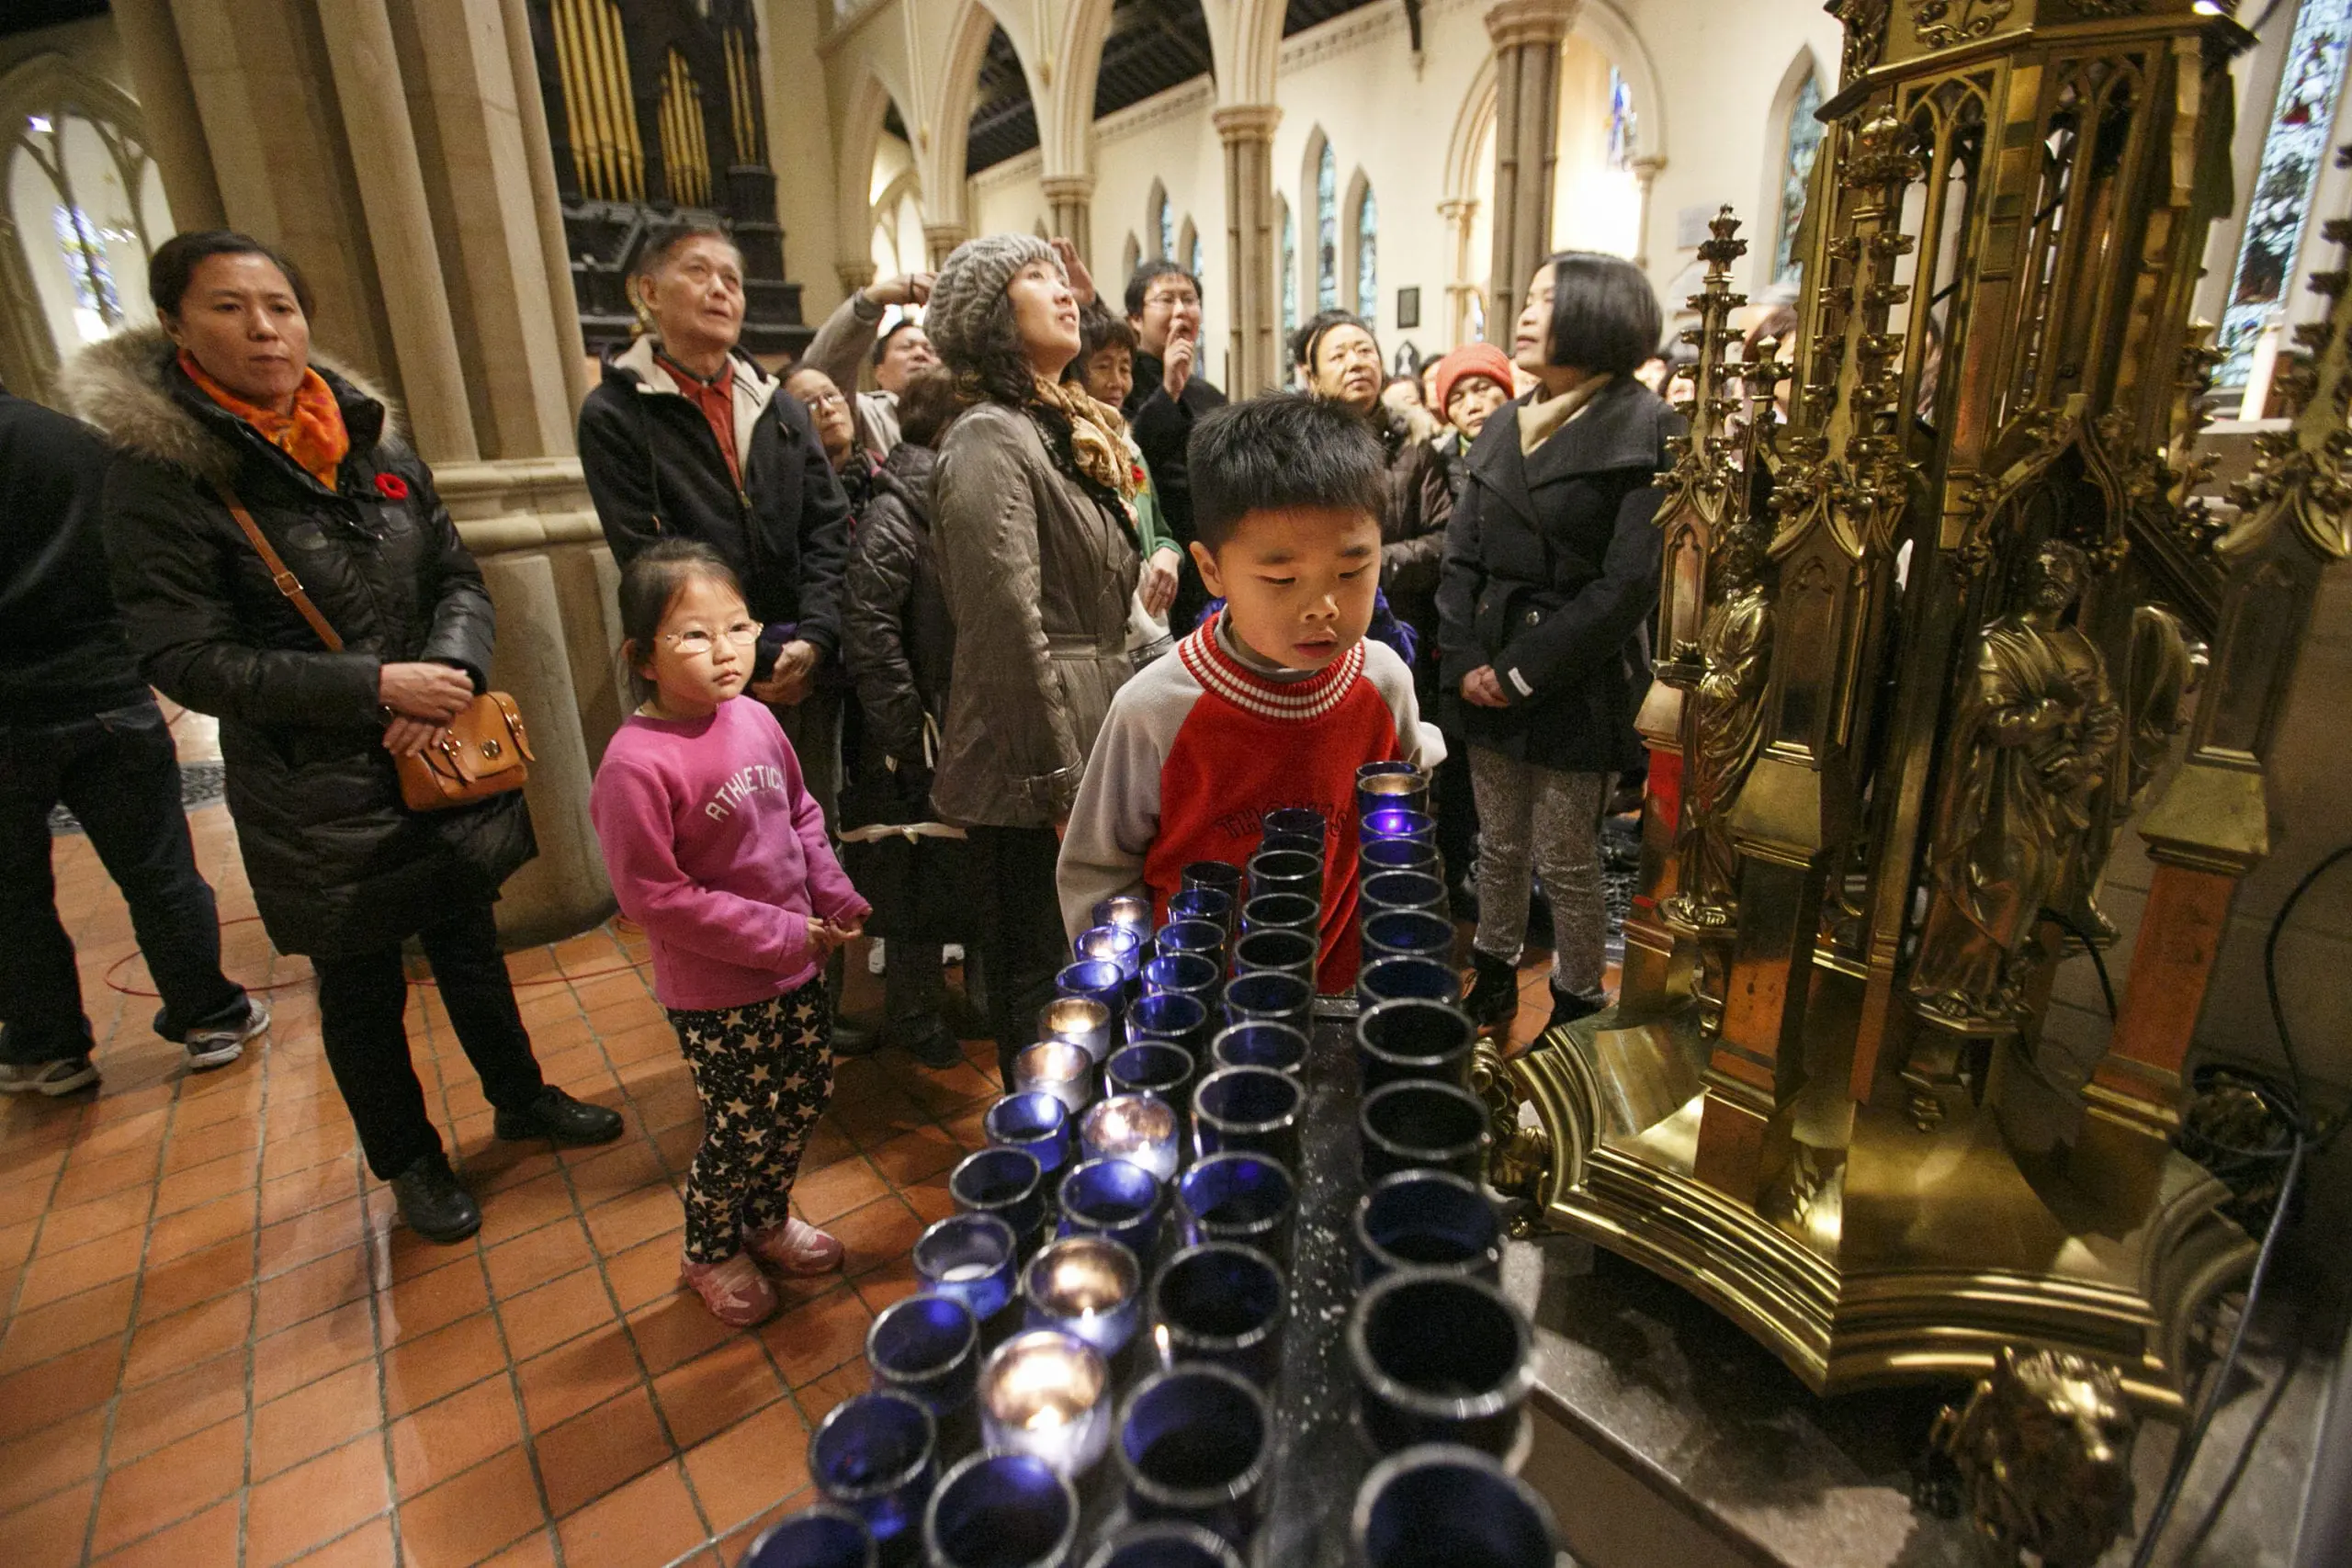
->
[967, 825, 1067, 1087]
[885, 940, 947, 1024]
[0, 701, 248, 1065]
[311, 897, 545, 1179]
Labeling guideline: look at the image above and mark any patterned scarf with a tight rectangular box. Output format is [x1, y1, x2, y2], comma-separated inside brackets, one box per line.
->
[178, 350, 351, 491]
[1030, 375, 1138, 502]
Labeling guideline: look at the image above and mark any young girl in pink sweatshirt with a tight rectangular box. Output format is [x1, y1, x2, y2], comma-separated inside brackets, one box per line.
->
[590, 541, 872, 1328]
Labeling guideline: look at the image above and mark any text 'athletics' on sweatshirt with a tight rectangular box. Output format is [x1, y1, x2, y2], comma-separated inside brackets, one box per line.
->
[590, 697, 872, 1012]
[1057, 615, 1444, 993]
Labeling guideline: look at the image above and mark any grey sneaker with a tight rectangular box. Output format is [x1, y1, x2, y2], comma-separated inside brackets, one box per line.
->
[0, 1057, 100, 1096]
[185, 996, 270, 1070]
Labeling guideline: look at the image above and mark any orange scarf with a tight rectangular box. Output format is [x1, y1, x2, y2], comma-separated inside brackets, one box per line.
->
[178, 350, 351, 491]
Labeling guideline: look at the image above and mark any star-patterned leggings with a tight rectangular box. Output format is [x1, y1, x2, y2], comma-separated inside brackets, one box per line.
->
[667, 977, 835, 1264]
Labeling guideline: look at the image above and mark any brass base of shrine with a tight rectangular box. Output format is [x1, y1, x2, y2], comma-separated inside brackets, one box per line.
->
[1505, 972, 2256, 1414]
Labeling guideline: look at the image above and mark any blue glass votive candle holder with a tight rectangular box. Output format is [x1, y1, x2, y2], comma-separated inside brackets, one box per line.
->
[866, 1292, 981, 1427]
[741, 1504, 877, 1568]
[1023, 1234, 1144, 1359]
[1351, 1445, 1561, 1568]
[1359, 1080, 1489, 1182]
[1355, 761, 1430, 823]
[1149, 1243, 1286, 1387]
[1080, 1521, 1244, 1568]
[809, 1390, 937, 1558]
[985, 1092, 1076, 1188]
[1166, 886, 1232, 933]
[1258, 829, 1323, 860]
[1174, 1152, 1295, 1261]
[1056, 959, 1126, 1026]
[1261, 806, 1328, 844]
[1354, 998, 1477, 1091]
[1080, 1094, 1182, 1184]
[1013, 1042, 1096, 1118]
[1219, 971, 1312, 1036]
[1155, 919, 1226, 966]
[1104, 1041, 1194, 1109]
[1141, 952, 1221, 1017]
[1127, 991, 1210, 1057]
[1239, 892, 1318, 940]
[914, 1213, 1020, 1323]
[1360, 806, 1437, 847]
[1091, 894, 1155, 940]
[1361, 908, 1453, 967]
[1230, 928, 1317, 987]
[1037, 997, 1113, 1066]
[1347, 1271, 1534, 1461]
[1355, 955, 1463, 1010]
[1075, 925, 1144, 987]
[1353, 1169, 1502, 1286]
[1208, 1021, 1309, 1077]
[1247, 848, 1322, 906]
[978, 1329, 1114, 1479]
[1057, 1157, 1166, 1259]
[1359, 833, 1441, 878]
[1180, 860, 1244, 901]
[1359, 870, 1448, 923]
[1192, 1066, 1304, 1169]
[1116, 1365, 1272, 1548]
[949, 1146, 1046, 1250]
[923, 1452, 1080, 1568]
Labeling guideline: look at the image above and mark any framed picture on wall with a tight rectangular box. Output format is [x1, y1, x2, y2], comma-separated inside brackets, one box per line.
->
[1396, 287, 1420, 330]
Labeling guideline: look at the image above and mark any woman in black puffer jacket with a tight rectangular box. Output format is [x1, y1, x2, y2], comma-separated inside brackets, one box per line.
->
[69, 231, 620, 1244]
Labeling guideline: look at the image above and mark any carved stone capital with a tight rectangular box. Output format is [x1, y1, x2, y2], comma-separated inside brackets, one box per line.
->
[834, 261, 876, 295]
[1484, 0, 1578, 51]
[1040, 175, 1095, 203]
[1211, 103, 1282, 145]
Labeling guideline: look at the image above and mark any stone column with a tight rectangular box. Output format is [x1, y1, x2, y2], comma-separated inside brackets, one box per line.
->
[1631, 154, 1667, 276]
[836, 261, 877, 296]
[499, 0, 593, 419]
[109, 0, 228, 231]
[1215, 104, 1282, 397]
[1043, 175, 1095, 276]
[1439, 197, 1478, 341]
[925, 223, 970, 269]
[1484, 0, 1578, 324]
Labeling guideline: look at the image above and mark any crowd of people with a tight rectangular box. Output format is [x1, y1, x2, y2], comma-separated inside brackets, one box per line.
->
[0, 220, 1684, 1330]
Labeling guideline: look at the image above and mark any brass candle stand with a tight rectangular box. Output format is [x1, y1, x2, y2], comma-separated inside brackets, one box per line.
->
[1488, 0, 2352, 1415]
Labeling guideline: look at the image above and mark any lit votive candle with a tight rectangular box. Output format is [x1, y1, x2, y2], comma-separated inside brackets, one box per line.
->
[1075, 924, 1144, 984]
[1023, 1235, 1143, 1359]
[1013, 1042, 1095, 1117]
[1091, 895, 1155, 940]
[1079, 1094, 1182, 1182]
[1037, 997, 1113, 1065]
[977, 1330, 1113, 1478]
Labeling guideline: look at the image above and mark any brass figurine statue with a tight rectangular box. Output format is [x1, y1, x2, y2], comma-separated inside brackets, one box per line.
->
[1930, 1347, 2138, 1568]
[1910, 540, 2120, 1026]
[1671, 515, 1774, 929]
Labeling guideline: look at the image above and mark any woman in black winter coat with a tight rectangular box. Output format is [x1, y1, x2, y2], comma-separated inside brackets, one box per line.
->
[1436, 252, 1683, 1039]
[70, 231, 620, 1245]
[839, 369, 971, 1069]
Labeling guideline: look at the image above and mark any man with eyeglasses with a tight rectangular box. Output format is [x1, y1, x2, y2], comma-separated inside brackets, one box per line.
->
[799, 271, 937, 460]
[1123, 259, 1227, 632]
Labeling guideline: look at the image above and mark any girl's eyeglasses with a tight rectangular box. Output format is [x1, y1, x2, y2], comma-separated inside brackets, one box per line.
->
[662, 623, 761, 657]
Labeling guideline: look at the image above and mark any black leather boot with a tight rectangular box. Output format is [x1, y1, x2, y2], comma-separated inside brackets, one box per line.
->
[1544, 985, 1605, 1036]
[1463, 949, 1521, 1038]
[390, 1151, 481, 1243]
[493, 1085, 625, 1146]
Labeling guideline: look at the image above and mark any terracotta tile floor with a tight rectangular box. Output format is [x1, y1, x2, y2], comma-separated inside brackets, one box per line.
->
[1, 766, 1563, 1567]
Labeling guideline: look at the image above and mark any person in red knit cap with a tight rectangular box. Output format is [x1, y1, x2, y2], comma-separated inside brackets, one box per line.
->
[1057, 395, 1444, 994]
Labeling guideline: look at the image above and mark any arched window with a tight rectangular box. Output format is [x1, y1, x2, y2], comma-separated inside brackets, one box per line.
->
[1354, 182, 1378, 325]
[1152, 182, 1173, 260]
[3, 60, 171, 388]
[1277, 196, 1297, 342]
[1316, 140, 1338, 310]
[1123, 231, 1142, 281]
[2218, 0, 2352, 387]
[1772, 71, 1825, 286]
[1187, 228, 1202, 286]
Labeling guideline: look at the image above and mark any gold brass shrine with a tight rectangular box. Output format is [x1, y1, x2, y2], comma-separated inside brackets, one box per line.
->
[1491, 0, 2352, 1410]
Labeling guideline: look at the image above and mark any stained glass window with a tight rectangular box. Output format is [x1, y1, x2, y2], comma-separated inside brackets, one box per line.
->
[1606, 67, 1636, 172]
[1316, 141, 1338, 311]
[1188, 230, 1202, 285]
[1356, 184, 1377, 326]
[9, 104, 167, 357]
[1773, 73, 1825, 286]
[2218, 0, 2352, 388]
[1280, 202, 1297, 341]
[1156, 189, 1173, 261]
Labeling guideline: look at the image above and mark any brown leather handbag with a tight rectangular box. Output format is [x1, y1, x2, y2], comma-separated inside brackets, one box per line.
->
[215, 482, 534, 812]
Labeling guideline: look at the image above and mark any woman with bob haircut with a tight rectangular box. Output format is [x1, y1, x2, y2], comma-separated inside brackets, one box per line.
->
[1435, 250, 1683, 1040]
[922, 234, 1142, 1081]
[70, 230, 622, 1246]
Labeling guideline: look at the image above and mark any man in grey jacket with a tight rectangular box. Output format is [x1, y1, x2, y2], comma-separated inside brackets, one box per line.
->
[797, 272, 936, 461]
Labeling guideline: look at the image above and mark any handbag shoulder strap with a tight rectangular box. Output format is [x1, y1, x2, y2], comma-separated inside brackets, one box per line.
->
[211, 480, 345, 652]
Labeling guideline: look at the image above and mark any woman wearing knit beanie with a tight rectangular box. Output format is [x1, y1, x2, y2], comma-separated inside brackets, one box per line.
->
[924, 233, 1143, 1082]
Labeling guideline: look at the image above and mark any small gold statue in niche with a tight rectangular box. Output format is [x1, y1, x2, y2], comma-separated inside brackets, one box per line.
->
[1668, 519, 1773, 928]
[1909, 540, 2121, 1025]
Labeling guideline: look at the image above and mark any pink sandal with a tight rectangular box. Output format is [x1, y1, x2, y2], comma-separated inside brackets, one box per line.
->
[679, 1252, 778, 1327]
[746, 1216, 845, 1277]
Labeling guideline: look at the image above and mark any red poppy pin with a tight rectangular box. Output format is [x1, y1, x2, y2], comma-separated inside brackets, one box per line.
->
[375, 472, 410, 501]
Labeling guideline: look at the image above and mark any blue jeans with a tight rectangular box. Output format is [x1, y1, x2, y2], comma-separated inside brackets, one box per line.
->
[0, 700, 250, 1064]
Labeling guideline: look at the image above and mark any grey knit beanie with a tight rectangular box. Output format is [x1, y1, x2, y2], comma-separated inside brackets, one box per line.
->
[926, 232, 1058, 370]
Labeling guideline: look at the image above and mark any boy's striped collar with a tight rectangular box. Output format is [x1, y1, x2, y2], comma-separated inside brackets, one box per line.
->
[1179, 619, 1364, 722]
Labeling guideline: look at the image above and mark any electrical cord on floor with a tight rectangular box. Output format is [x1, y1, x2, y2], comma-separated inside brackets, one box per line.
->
[2125, 840, 2352, 1567]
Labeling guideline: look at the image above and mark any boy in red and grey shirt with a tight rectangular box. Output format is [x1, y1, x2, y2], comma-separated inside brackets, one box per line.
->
[1057, 395, 1444, 992]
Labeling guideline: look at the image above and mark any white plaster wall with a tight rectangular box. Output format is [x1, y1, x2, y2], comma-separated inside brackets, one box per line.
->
[1089, 82, 1227, 368]
[968, 149, 1047, 242]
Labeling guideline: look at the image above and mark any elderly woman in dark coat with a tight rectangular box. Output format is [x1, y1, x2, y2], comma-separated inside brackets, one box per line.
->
[924, 233, 1141, 1082]
[70, 231, 620, 1245]
[1436, 252, 1683, 1040]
